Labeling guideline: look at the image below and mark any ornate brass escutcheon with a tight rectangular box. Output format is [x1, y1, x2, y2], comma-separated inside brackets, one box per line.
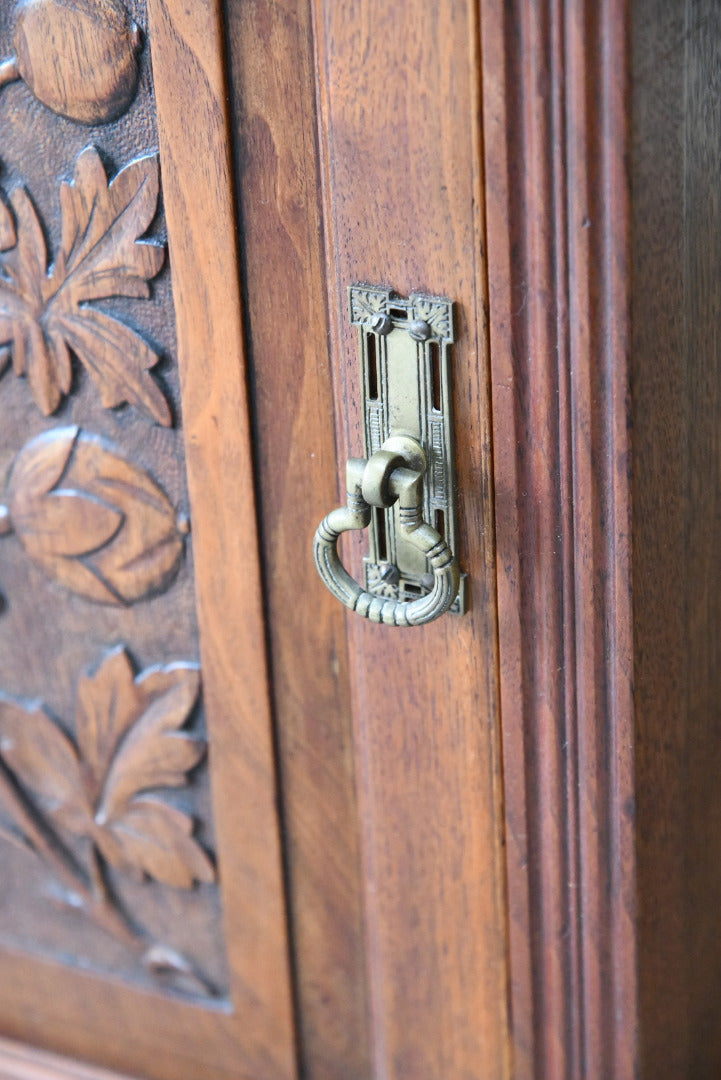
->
[313, 285, 467, 626]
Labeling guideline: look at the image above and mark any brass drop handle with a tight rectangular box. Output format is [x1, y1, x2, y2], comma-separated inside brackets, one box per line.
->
[313, 436, 460, 626]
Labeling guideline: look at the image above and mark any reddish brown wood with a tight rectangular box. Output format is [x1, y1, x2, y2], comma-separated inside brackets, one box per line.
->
[633, 0, 721, 1074]
[2, 427, 186, 604]
[0, 645, 213, 984]
[0, 0, 141, 125]
[0, 0, 678, 1075]
[0, 1036, 135, 1080]
[0, 1, 297, 1078]
[480, 2, 637, 1077]
[310, 1, 510, 1077]
[0, 144, 168, 421]
[146, 0, 297, 1071]
[224, 2, 372, 1077]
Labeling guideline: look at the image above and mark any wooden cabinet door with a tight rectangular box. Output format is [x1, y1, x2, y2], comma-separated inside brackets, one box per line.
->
[0, 0, 664, 1079]
[0, 0, 515, 1077]
[227, 1, 510, 1077]
[0, 0, 512, 1076]
[0, 3, 296, 1079]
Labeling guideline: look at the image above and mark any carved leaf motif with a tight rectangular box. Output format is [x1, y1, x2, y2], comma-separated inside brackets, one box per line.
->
[0, 146, 169, 423]
[0, 193, 15, 251]
[5, 426, 188, 605]
[97, 798, 215, 889]
[143, 943, 215, 996]
[74, 647, 141, 802]
[0, 648, 213, 892]
[94, 662, 205, 819]
[0, 695, 91, 833]
[83, 649, 209, 889]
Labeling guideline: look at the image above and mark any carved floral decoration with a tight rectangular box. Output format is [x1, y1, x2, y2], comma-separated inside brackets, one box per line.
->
[0, 426, 189, 607]
[0, 58, 221, 991]
[0, 646, 216, 994]
[0, 145, 171, 423]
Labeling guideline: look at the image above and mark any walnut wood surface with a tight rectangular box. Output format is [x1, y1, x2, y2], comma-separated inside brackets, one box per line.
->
[0, 645, 212, 960]
[224, 3, 372, 1078]
[0, 0, 229, 1027]
[145, 0, 296, 1073]
[0, 0, 297, 1078]
[2, 0, 142, 125]
[2, 427, 186, 604]
[0, 145, 169, 423]
[633, 0, 721, 1073]
[0, 1035, 136, 1080]
[480, 2, 637, 1077]
[3, 0, 695, 1076]
[309, 1, 510, 1077]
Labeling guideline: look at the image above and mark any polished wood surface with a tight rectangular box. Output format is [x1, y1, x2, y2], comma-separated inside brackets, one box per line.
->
[0, 1, 296, 1078]
[481, 2, 637, 1077]
[145, 0, 297, 1071]
[310, 1, 510, 1077]
[1, 0, 142, 124]
[8, 0, 721, 1076]
[0, 1037, 136, 1080]
[633, 0, 721, 1074]
[224, 2, 371, 1077]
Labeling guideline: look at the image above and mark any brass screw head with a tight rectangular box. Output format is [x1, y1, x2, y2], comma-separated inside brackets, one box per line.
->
[380, 563, 400, 586]
[369, 313, 392, 335]
[408, 319, 432, 341]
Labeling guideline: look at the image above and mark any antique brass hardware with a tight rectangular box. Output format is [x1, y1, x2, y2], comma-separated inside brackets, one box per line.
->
[313, 285, 467, 626]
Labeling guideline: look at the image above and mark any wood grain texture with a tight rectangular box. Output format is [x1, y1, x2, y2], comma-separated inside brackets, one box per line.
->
[0, 644, 213, 994]
[631, 2, 688, 1073]
[480, 2, 637, 1077]
[145, 0, 296, 1072]
[310, 1, 510, 1077]
[1, 0, 141, 124]
[0, 0, 230, 1034]
[0, 1036, 138, 1080]
[0, 146, 169, 422]
[633, 0, 721, 1073]
[1, 427, 187, 605]
[0, 1, 297, 1078]
[224, 2, 372, 1078]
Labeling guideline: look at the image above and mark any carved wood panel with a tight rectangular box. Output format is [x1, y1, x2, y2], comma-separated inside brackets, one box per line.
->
[0, 0, 228, 1002]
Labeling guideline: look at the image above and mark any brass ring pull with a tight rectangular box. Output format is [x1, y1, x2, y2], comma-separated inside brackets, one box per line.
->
[313, 437, 460, 626]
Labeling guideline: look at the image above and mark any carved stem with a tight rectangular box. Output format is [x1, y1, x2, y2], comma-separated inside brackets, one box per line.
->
[0, 57, 19, 89]
[0, 763, 139, 947]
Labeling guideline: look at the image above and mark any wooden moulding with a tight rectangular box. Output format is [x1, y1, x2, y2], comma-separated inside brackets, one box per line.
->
[144, 0, 297, 1074]
[480, 1, 637, 1077]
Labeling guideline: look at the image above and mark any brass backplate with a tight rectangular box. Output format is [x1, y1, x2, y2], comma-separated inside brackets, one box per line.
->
[349, 284, 467, 615]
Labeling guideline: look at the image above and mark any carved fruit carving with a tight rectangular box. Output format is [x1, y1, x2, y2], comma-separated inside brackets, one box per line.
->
[0, 146, 170, 423]
[0, 647, 216, 993]
[0, 426, 189, 605]
[0, 0, 142, 125]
